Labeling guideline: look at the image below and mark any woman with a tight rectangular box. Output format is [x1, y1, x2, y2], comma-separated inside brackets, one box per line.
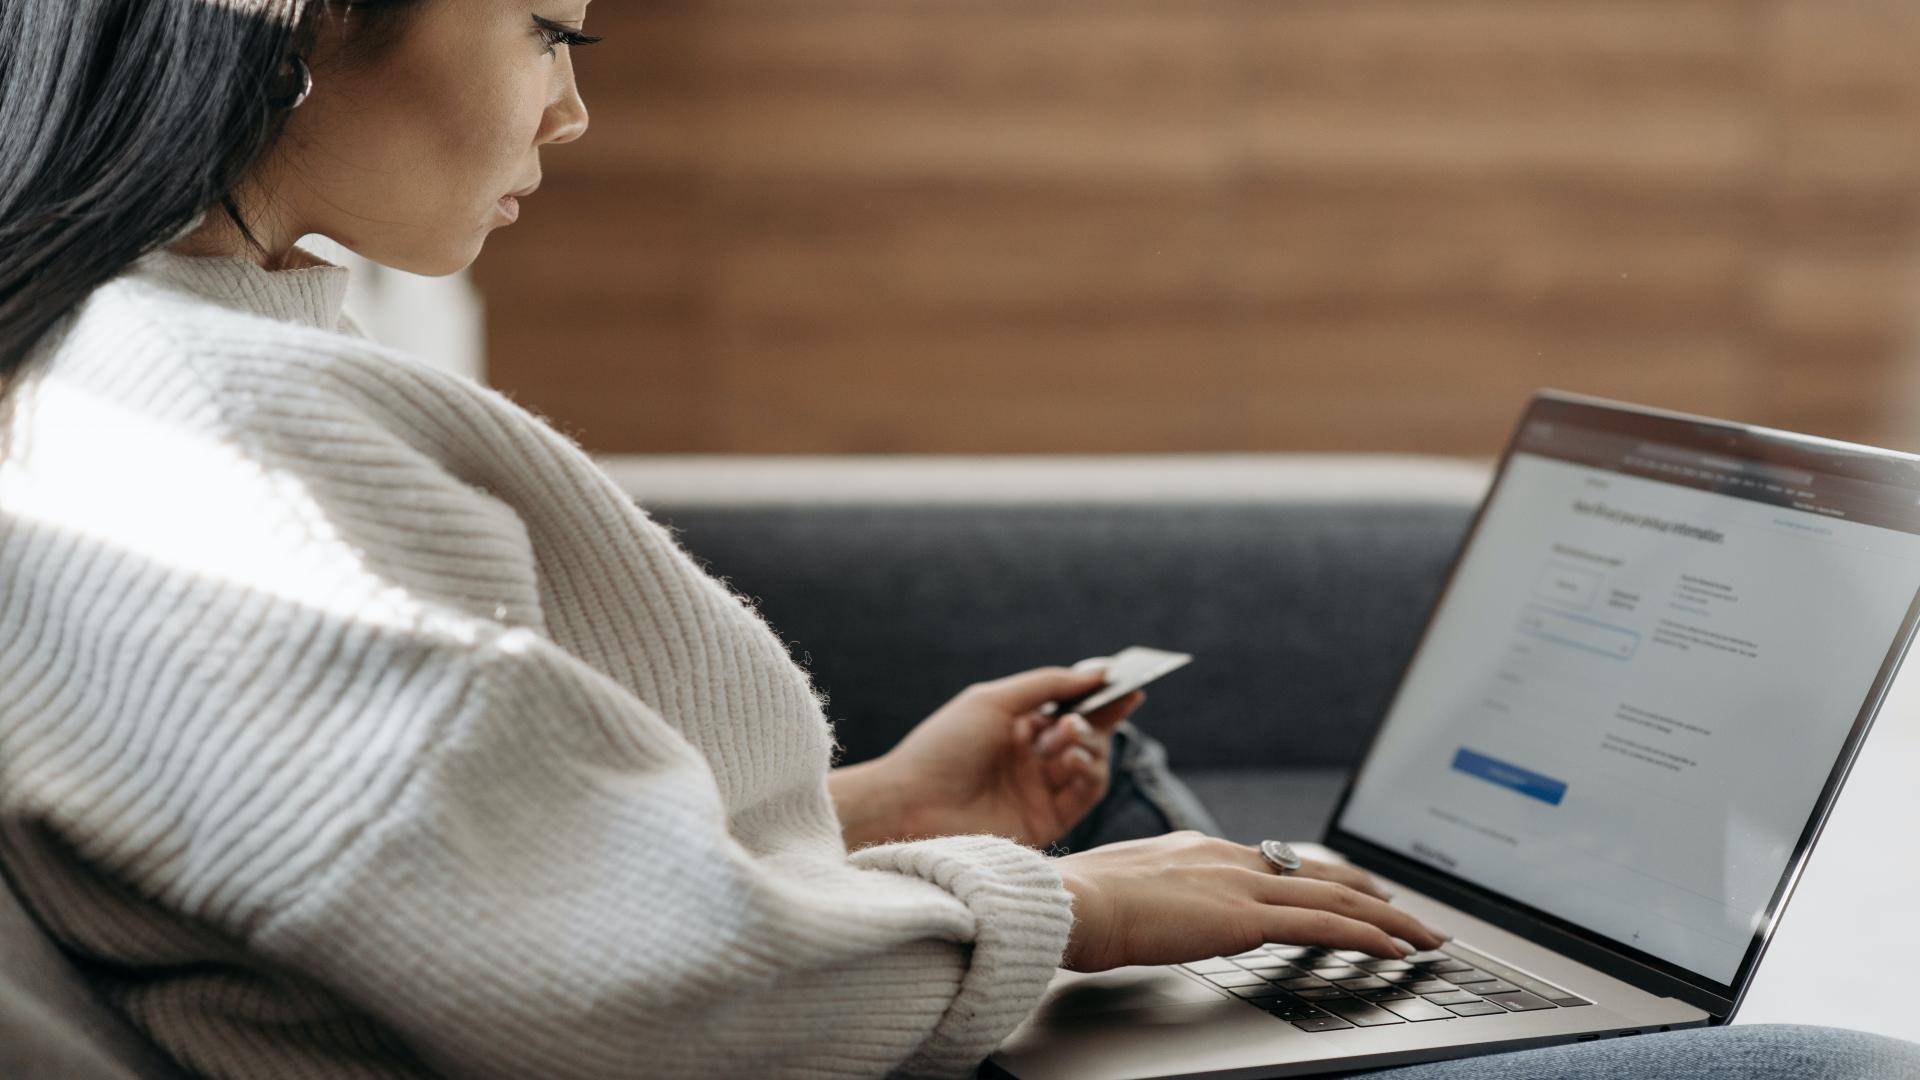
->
[0, 2, 1911, 1078]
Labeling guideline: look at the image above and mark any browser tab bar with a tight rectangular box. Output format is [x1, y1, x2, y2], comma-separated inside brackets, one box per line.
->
[1512, 421, 1920, 535]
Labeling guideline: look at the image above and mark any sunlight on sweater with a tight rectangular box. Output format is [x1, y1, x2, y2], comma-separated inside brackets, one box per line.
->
[0, 377, 482, 642]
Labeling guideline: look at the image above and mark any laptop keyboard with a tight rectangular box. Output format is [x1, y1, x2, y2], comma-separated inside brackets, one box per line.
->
[1177, 943, 1591, 1032]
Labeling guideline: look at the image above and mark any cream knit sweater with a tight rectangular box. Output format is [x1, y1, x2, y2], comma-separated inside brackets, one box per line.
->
[0, 246, 1074, 1079]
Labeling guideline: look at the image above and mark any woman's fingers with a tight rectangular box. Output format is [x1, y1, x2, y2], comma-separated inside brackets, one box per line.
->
[1260, 904, 1407, 961]
[1250, 872, 1448, 951]
[1039, 717, 1107, 784]
[1011, 714, 1038, 747]
[1034, 713, 1110, 757]
[1033, 715, 1074, 754]
[1044, 744, 1100, 788]
[1294, 857, 1394, 902]
[1214, 842, 1394, 905]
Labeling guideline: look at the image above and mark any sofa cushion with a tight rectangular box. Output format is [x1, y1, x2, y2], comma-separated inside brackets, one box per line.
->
[0, 869, 183, 1079]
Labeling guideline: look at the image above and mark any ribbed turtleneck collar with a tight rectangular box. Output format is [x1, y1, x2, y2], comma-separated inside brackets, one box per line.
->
[132, 243, 352, 332]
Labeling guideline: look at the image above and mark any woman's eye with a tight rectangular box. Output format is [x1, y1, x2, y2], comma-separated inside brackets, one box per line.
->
[534, 18, 603, 56]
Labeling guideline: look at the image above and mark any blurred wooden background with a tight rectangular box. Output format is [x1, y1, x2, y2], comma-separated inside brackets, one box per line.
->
[472, 0, 1920, 457]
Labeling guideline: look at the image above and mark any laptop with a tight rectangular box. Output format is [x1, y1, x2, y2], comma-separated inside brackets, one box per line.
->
[987, 390, 1920, 1079]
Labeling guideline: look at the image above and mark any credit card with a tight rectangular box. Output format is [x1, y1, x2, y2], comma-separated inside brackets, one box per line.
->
[1041, 645, 1193, 717]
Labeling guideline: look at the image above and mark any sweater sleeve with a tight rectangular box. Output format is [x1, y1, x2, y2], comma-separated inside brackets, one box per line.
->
[247, 626, 1074, 1080]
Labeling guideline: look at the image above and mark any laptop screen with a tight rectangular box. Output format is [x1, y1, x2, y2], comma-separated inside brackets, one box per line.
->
[1336, 397, 1920, 989]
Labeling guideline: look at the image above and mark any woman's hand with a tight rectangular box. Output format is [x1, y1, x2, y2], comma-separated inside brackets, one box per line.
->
[834, 662, 1145, 851]
[1053, 831, 1451, 972]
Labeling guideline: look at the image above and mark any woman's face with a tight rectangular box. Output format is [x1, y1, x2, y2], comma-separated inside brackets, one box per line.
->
[268, 0, 592, 275]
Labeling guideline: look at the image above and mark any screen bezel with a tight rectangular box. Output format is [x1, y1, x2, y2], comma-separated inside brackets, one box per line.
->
[1321, 388, 1920, 1019]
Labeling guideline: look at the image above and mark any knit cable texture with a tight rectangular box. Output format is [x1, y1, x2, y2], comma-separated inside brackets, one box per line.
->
[0, 247, 1073, 1079]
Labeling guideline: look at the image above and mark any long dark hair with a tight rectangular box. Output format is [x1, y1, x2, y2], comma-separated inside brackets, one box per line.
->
[0, 0, 420, 393]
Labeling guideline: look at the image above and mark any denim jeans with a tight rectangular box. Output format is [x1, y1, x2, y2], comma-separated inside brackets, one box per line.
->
[1042, 726, 1920, 1078]
[1339, 1023, 1920, 1079]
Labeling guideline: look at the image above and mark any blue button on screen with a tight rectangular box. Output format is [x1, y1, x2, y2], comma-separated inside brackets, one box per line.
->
[1451, 747, 1568, 806]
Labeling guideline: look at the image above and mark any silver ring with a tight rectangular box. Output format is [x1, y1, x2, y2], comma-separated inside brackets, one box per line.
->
[1259, 839, 1302, 875]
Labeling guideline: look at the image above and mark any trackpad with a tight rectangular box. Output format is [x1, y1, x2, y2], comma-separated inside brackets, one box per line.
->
[998, 973, 1296, 1078]
[1031, 966, 1228, 1020]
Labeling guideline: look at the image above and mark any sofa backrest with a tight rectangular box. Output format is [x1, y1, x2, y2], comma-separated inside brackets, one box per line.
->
[606, 454, 1486, 769]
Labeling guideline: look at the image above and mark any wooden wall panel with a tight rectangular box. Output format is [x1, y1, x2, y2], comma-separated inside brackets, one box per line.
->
[473, 0, 1920, 457]
[1761, 0, 1920, 445]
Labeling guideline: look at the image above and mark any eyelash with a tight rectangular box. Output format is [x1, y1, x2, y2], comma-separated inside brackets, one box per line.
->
[534, 16, 603, 56]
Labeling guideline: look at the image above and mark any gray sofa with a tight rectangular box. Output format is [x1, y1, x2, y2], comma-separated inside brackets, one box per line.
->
[0, 454, 1489, 1078]
[622, 454, 1488, 844]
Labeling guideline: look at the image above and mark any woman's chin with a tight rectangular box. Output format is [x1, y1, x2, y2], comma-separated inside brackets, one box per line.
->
[368, 241, 484, 279]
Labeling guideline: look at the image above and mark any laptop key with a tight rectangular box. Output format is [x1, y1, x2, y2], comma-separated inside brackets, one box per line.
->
[1446, 1001, 1507, 1017]
[1242, 962, 1303, 978]
[1407, 980, 1455, 995]
[1291, 1015, 1355, 1032]
[1229, 984, 1292, 1000]
[1357, 987, 1415, 1002]
[1421, 990, 1482, 1005]
[1204, 970, 1272, 988]
[1334, 976, 1391, 991]
[1355, 959, 1415, 973]
[1315, 967, 1367, 982]
[1278, 976, 1330, 991]
[1444, 946, 1588, 1006]
[1264, 1001, 1326, 1021]
[1333, 950, 1376, 963]
[1404, 950, 1450, 964]
[1317, 999, 1407, 1026]
[1440, 969, 1496, 985]
[1182, 958, 1241, 975]
[1375, 970, 1421, 984]
[1379, 998, 1457, 1022]
[1308, 958, 1362, 973]
[1419, 959, 1472, 973]
[1294, 986, 1351, 1001]
[1474, 980, 1521, 996]
[1483, 991, 1556, 1012]
[1265, 945, 1311, 959]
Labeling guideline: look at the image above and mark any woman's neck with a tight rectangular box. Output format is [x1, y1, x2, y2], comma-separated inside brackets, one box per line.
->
[166, 197, 313, 272]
